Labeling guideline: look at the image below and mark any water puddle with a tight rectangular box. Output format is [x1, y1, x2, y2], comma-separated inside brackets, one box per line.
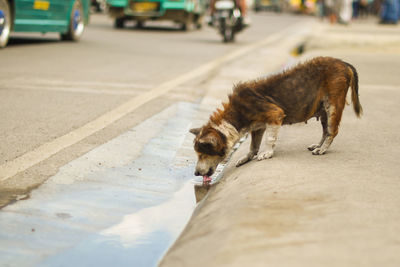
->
[0, 102, 199, 267]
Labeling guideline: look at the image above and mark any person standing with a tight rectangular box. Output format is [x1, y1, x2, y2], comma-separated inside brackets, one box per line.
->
[380, 0, 399, 23]
[339, 0, 354, 23]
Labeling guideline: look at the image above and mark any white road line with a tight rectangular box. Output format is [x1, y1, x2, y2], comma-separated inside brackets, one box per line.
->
[6, 84, 143, 96]
[0, 21, 315, 182]
[4, 79, 154, 89]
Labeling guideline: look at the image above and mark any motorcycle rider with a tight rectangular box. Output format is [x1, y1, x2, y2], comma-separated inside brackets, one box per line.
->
[207, 0, 251, 26]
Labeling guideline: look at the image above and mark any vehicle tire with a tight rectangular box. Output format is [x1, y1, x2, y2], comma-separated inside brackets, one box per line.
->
[115, 18, 125, 29]
[180, 13, 193, 31]
[194, 14, 203, 29]
[229, 30, 235, 42]
[95, 4, 102, 13]
[223, 25, 234, 43]
[0, 0, 11, 48]
[180, 21, 189, 31]
[223, 28, 230, 43]
[136, 20, 145, 29]
[61, 0, 85, 41]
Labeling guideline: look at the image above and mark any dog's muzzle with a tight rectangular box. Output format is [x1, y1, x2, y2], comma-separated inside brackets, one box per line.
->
[194, 167, 214, 177]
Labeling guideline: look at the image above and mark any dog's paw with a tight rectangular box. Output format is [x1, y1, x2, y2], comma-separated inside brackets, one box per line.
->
[311, 147, 326, 155]
[308, 144, 320, 151]
[257, 150, 274, 161]
[236, 155, 252, 167]
[236, 157, 248, 167]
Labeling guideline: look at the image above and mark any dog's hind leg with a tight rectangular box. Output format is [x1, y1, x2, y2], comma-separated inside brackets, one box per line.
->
[236, 128, 265, 167]
[311, 96, 345, 155]
[308, 110, 328, 151]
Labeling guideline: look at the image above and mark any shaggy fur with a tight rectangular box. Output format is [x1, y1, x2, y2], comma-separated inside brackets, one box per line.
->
[190, 56, 363, 177]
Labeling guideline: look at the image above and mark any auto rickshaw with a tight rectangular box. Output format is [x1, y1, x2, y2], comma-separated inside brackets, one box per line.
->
[106, 0, 206, 30]
[0, 0, 90, 48]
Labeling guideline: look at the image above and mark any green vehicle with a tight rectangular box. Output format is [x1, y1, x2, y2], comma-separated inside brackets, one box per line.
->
[106, 0, 205, 30]
[0, 0, 90, 48]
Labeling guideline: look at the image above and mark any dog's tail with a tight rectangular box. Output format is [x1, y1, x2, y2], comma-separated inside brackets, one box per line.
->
[346, 62, 363, 117]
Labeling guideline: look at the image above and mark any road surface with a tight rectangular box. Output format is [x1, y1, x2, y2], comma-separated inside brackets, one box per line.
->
[0, 11, 315, 267]
[0, 12, 309, 206]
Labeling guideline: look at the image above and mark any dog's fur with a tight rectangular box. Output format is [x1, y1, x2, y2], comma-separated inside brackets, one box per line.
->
[190, 56, 363, 177]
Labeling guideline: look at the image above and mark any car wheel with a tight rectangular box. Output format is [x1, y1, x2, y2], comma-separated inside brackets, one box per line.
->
[136, 20, 145, 29]
[61, 0, 85, 41]
[0, 0, 11, 48]
[180, 13, 193, 31]
[115, 18, 125, 28]
[194, 14, 203, 29]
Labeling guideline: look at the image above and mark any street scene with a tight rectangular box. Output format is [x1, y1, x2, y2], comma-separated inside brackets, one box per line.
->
[1, 0, 400, 266]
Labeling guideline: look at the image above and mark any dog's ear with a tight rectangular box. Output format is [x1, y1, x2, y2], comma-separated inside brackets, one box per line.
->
[189, 127, 201, 136]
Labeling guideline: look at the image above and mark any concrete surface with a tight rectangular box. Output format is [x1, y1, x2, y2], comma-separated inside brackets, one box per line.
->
[160, 18, 400, 267]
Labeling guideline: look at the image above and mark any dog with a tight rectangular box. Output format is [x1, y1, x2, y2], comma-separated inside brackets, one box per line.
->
[190, 56, 363, 182]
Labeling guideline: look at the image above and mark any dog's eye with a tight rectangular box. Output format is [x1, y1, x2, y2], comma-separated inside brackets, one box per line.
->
[196, 142, 226, 157]
[196, 141, 217, 155]
[199, 142, 214, 152]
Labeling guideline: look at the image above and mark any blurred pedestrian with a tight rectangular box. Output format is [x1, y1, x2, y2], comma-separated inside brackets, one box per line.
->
[317, 0, 327, 19]
[380, 0, 399, 23]
[339, 0, 353, 23]
[326, 0, 339, 23]
[353, 0, 360, 18]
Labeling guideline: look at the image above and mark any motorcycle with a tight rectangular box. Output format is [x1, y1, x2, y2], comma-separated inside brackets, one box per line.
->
[212, 0, 246, 43]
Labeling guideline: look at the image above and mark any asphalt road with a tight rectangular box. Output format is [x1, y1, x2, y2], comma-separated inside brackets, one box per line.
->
[0, 11, 310, 207]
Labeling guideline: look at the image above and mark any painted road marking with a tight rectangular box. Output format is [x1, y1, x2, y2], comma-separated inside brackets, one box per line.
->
[0, 20, 316, 182]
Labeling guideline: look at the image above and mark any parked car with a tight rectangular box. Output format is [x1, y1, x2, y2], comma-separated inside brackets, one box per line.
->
[0, 0, 90, 48]
[106, 0, 205, 30]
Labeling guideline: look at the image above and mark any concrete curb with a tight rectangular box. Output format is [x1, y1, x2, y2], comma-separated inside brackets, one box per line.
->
[160, 19, 400, 267]
[159, 19, 321, 266]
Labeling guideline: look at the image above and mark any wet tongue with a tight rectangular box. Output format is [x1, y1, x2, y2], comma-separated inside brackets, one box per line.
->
[203, 175, 212, 184]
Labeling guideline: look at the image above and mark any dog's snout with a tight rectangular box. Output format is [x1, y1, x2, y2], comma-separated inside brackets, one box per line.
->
[194, 168, 213, 177]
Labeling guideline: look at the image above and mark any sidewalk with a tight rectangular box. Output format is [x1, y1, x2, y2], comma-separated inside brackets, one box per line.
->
[160, 18, 400, 266]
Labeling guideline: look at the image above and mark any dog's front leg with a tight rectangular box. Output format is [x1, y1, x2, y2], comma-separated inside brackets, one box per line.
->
[236, 128, 265, 167]
[258, 124, 280, 161]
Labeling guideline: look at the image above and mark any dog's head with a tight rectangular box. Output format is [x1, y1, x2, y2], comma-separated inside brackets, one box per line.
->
[190, 125, 228, 177]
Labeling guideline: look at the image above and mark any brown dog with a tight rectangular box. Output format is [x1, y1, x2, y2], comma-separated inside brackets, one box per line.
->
[190, 56, 363, 180]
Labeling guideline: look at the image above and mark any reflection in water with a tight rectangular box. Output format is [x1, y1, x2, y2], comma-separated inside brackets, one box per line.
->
[102, 182, 195, 248]
[0, 102, 198, 267]
[42, 182, 195, 267]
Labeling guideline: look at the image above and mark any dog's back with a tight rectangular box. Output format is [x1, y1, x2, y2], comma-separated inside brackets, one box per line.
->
[231, 57, 360, 125]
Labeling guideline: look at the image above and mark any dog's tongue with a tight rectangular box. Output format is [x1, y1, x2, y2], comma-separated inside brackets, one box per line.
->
[203, 175, 212, 184]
